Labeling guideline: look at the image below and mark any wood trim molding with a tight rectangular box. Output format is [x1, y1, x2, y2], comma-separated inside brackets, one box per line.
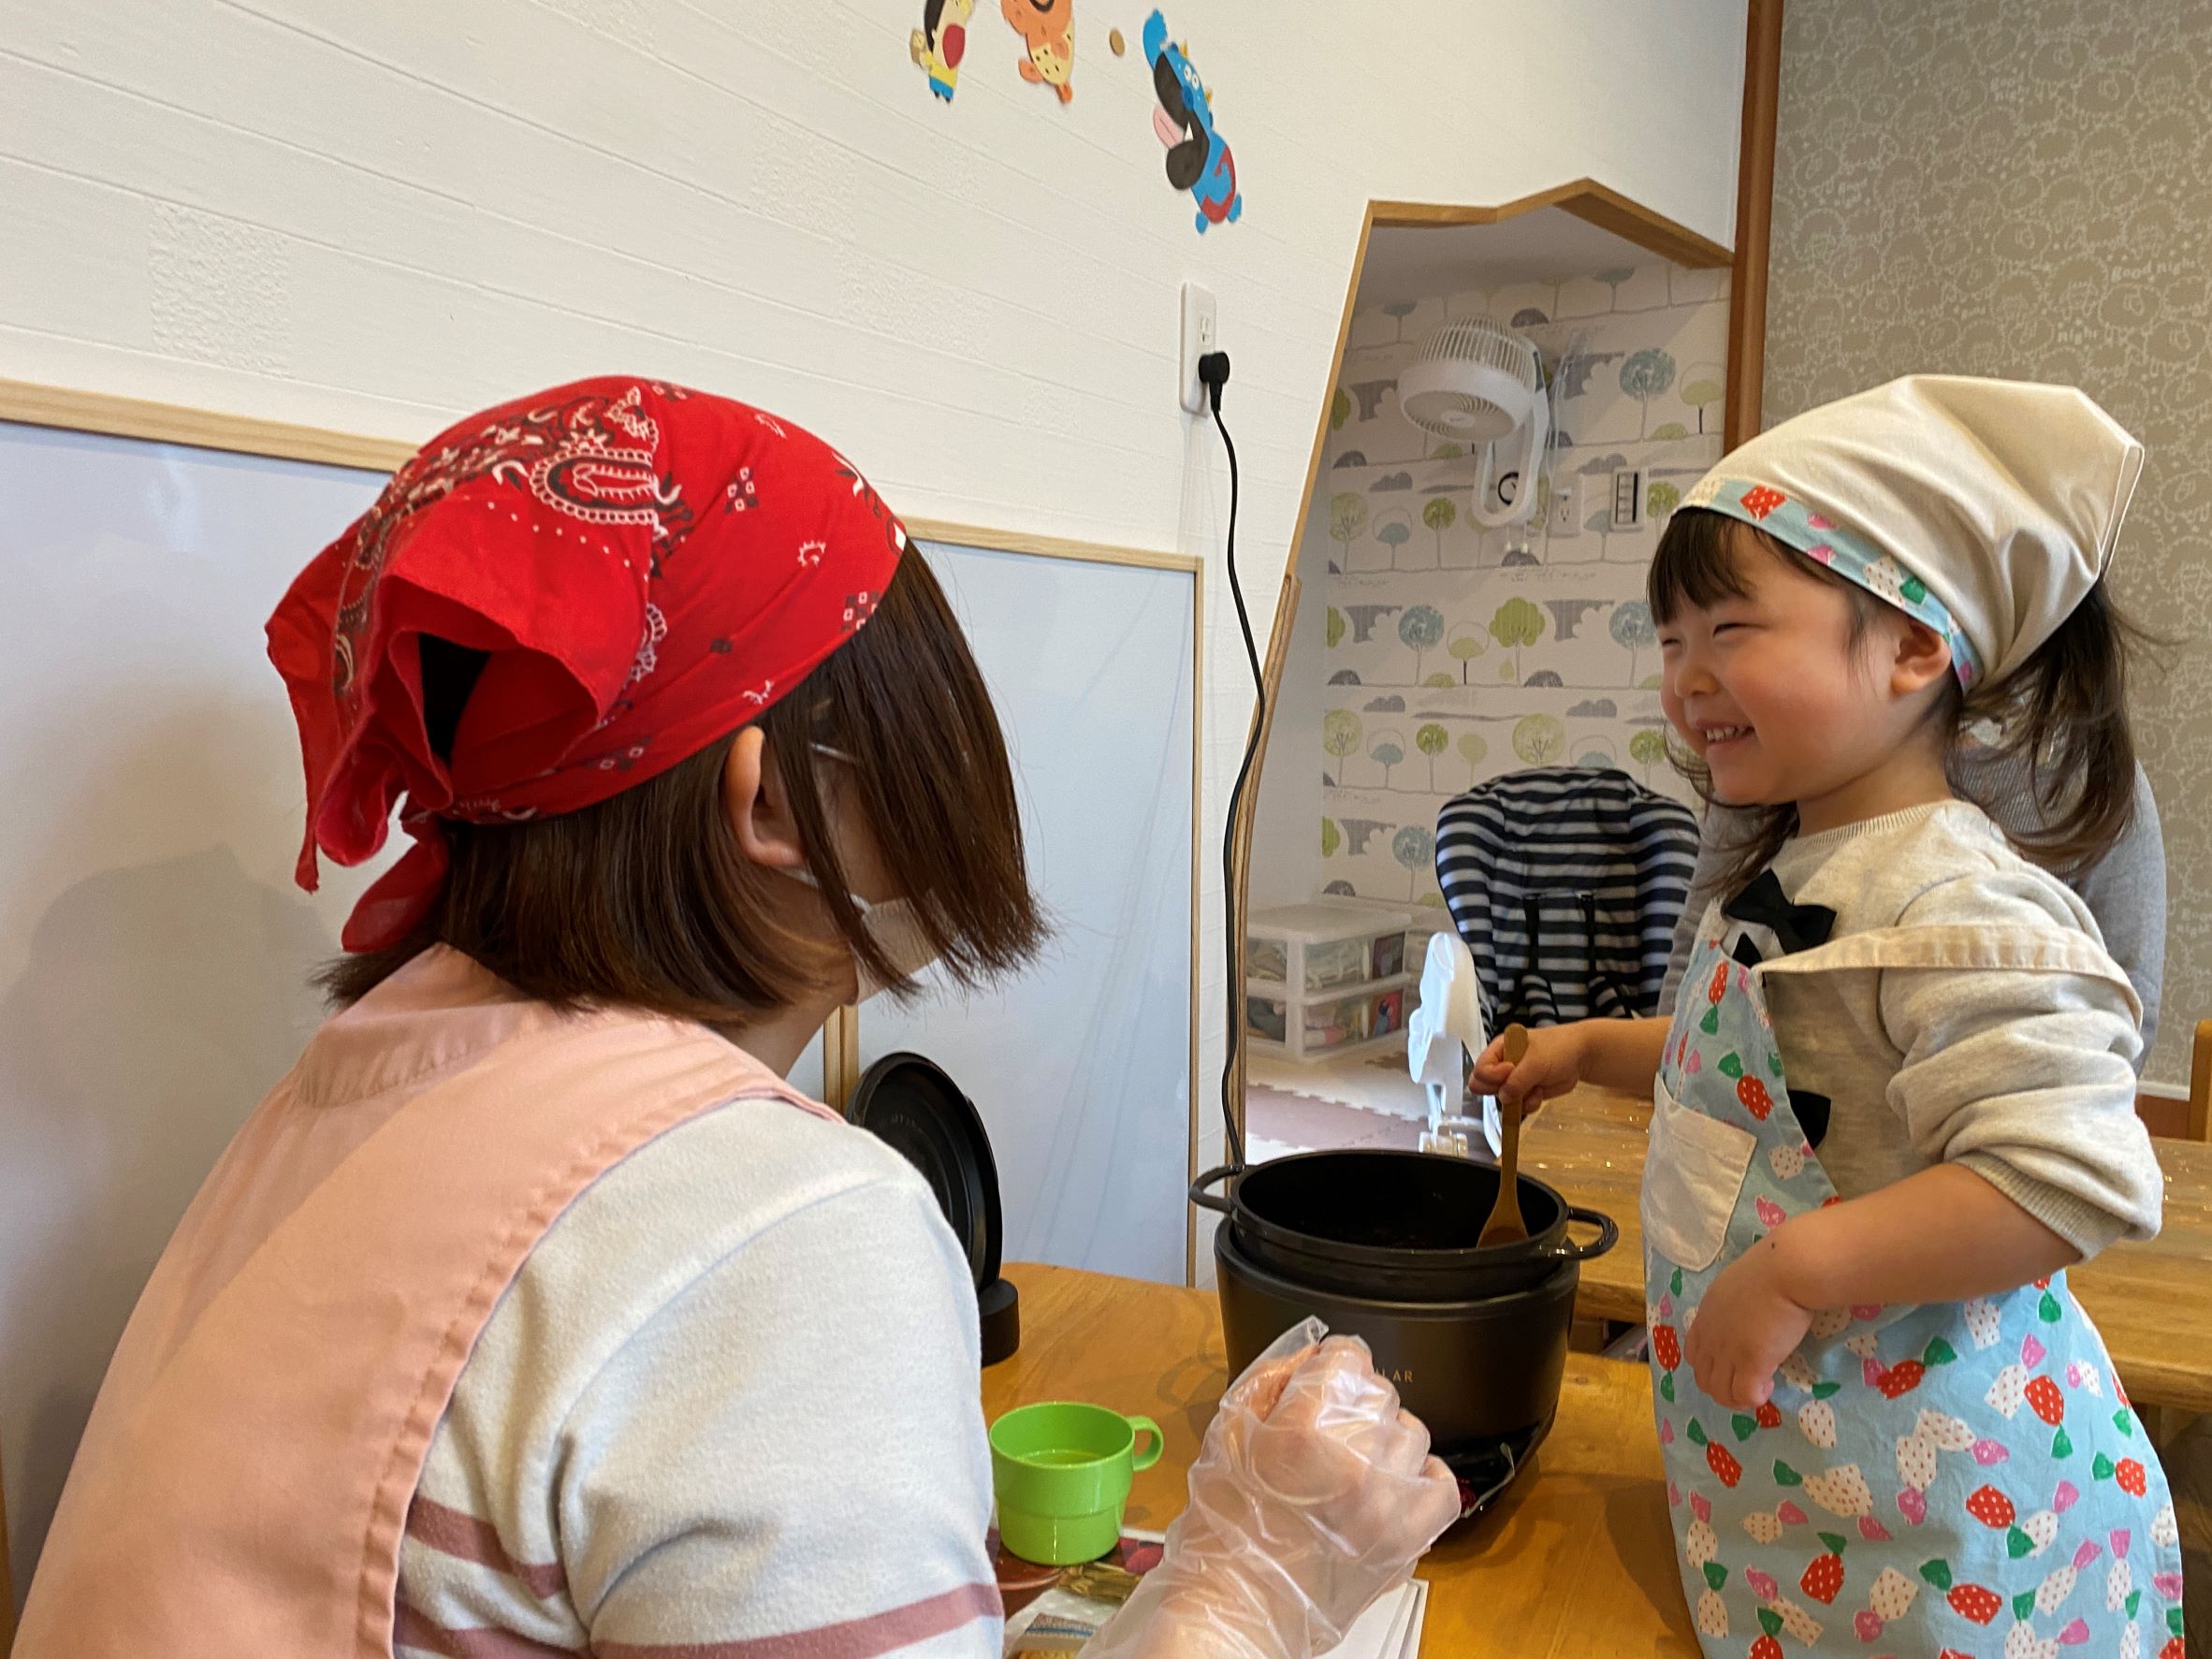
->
[1216, 201, 1384, 1239]
[1281, 203, 1382, 594]
[1725, 0, 1785, 448]
[0, 377, 415, 473]
[0, 1432, 14, 1659]
[821, 1005, 861, 1115]
[1186, 560, 1205, 1287]
[1225, 569, 1299, 1134]
[904, 516, 1200, 575]
[2189, 1021, 2212, 1143]
[1369, 178, 1732, 269]
[0, 379, 1201, 576]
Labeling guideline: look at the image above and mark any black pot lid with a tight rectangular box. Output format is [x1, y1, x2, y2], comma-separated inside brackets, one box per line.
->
[845, 1052, 1003, 1292]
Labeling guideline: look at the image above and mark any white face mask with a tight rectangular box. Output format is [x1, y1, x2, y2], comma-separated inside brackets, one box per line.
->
[845, 892, 941, 1002]
[782, 742, 943, 1001]
[787, 868, 940, 1003]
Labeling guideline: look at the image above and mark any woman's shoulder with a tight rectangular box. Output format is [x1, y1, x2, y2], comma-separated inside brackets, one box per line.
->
[671, 1085, 930, 1173]
[441, 1090, 970, 1437]
[1790, 802, 2102, 939]
[1880, 804, 2105, 941]
[411, 1091, 989, 1645]
[587, 1092, 951, 1264]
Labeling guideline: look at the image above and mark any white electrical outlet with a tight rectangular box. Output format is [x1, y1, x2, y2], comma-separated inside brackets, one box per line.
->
[1179, 282, 1217, 414]
[1550, 480, 1579, 536]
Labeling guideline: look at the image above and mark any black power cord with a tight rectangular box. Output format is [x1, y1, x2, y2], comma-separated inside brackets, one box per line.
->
[1200, 349, 1258, 1173]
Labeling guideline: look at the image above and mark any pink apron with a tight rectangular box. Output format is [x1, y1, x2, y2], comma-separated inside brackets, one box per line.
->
[16, 946, 843, 1657]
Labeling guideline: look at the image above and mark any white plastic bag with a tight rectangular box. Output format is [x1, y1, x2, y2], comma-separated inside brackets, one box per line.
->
[1406, 932, 1496, 1156]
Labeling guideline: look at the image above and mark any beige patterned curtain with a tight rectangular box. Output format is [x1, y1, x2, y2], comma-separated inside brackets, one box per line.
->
[1766, 0, 2212, 1089]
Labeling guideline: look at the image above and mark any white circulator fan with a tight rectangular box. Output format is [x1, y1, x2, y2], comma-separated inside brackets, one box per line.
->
[1395, 317, 1550, 528]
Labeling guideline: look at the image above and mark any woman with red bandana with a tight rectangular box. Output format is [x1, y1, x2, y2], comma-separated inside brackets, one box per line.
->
[17, 379, 1457, 1659]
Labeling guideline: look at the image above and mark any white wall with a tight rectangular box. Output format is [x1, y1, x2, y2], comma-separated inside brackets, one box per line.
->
[1248, 487, 1332, 913]
[0, 0, 1746, 1593]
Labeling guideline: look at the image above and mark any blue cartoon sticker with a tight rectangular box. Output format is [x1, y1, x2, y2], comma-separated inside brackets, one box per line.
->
[1142, 11, 1241, 233]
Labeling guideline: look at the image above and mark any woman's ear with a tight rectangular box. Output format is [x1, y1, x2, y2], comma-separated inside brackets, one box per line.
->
[724, 727, 808, 870]
[1889, 617, 1955, 700]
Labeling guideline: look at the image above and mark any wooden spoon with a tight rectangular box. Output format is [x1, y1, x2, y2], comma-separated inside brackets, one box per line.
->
[1477, 1024, 1532, 1247]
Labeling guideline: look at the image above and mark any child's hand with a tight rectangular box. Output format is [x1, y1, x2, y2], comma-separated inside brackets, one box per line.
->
[1471, 1023, 1587, 1117]
[1684, 1234, 1814, 1409]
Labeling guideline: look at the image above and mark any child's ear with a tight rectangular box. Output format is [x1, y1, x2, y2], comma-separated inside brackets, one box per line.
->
[724, 727, 808, 870]
[1888, 618, 1954, 699]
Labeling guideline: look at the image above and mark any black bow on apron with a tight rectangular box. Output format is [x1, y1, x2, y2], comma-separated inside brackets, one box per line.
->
[1721, 868, 1836, 1148]
[1723, 869, 1838, 957]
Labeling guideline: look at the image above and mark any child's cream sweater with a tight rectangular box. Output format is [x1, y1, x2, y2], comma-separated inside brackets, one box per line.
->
[1743, 802, 2163, 1257]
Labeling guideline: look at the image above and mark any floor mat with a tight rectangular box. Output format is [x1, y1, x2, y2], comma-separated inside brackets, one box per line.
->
[1245, 1078, 1424, 1160]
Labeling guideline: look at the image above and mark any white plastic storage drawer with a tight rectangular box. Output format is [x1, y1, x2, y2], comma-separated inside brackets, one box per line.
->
[1244, 973, 1412, 1064]
[1245, 900, 1419, 997]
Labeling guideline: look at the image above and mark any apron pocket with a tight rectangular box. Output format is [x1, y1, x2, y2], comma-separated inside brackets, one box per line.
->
[1642, 1076, 1756, 1273]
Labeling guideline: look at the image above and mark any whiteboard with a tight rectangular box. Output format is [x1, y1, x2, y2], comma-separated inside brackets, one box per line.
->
[856, 543, 1196, 1288]
[0, 426, 1195, 1596]
[0, 421, 393, 1594]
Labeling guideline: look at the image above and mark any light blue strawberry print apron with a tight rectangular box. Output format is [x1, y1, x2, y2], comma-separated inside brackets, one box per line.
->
[1646, 900, 2187, 1659]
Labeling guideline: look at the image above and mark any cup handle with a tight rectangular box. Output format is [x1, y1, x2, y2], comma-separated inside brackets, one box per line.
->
[1128, 1414, 1164, 1472]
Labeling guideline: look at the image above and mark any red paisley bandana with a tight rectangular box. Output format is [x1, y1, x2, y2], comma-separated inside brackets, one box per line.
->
[268, 377, 907, 952]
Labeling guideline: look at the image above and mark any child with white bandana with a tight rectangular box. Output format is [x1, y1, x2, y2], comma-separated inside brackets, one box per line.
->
[1479, 378, 2183, 1656]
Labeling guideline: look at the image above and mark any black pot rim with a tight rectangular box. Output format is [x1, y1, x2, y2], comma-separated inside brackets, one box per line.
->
[1215, 1218, 1582, 1316]
[1199, 1147, 1617, 1276]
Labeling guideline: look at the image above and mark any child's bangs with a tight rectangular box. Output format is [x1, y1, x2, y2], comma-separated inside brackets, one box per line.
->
[1646, 507, 1755, 623]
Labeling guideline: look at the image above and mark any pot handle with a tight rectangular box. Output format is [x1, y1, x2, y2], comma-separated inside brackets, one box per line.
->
[1555, 1205, 1620, 1261]
[1189, 1164, 1238, 1216]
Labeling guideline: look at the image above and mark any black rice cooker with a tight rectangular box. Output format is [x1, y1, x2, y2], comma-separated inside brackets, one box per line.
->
[1191, 1148, 1617, 1520]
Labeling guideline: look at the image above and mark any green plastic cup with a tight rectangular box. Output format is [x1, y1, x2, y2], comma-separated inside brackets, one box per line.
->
[988, 1401, 1163, 1565]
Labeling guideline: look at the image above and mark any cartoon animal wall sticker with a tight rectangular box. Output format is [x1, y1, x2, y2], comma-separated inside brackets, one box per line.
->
[905, 0, 1252, 237]
[1142, 11, 1240, 233]
[910, 0, 973, 101]
[1002, 0, 1074, 102]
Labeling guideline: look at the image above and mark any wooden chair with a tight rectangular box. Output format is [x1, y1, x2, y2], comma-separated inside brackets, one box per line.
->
[2149, 1024, 2212, 1459]
[1, 1436, 14, 1657]
[2188, 1019, 2212, 1143]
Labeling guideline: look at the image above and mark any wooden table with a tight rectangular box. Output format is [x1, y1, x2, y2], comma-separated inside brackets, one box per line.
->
[1521, 1084, 2212, 1416]
[984, 1261, 1697, 1656]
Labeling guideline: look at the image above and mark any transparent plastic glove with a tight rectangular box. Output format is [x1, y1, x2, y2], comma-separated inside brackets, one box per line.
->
[1082, 1319, 1461, 1659]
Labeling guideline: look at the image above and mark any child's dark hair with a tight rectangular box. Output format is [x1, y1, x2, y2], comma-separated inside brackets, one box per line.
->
[318, 549, 1046, 1017]
[1649, 507, 2152, 895]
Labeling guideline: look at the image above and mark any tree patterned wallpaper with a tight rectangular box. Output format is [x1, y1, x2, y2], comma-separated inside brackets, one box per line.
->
[1317, 260, 1727, 910]
[1764, 0, 2212, 1091]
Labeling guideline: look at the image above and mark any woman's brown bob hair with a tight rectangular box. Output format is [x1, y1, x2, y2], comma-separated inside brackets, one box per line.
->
[1649, 507, 2152, 895]
[320, 549, 1045, 1016]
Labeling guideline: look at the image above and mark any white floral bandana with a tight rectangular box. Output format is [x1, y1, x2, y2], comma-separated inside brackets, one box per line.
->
[1683, 376, 2142, 691]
